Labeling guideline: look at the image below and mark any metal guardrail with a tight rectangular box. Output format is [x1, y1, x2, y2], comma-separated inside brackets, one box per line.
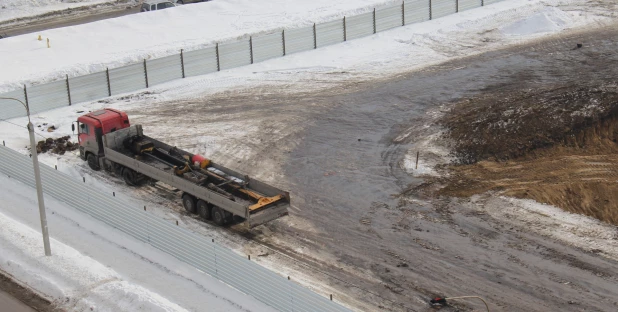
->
[0, 0, 506, 120]
[0, 144, 350, 312]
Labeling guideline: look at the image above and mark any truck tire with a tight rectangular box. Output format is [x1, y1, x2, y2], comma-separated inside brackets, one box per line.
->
[197, 200, 211, 220]
[182, 193, 197, 214]
[212, 206, 227, 225]
[87, 154, 100, 171]
[122, 168, 137, 186]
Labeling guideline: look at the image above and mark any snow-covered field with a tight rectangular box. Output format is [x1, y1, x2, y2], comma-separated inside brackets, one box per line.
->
[1, 0, 617, 310]
[0, 0, 404, 93]
[3, 0, 614, 94]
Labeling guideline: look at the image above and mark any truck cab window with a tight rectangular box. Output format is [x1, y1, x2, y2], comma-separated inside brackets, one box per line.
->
[80, 124, 90, 135]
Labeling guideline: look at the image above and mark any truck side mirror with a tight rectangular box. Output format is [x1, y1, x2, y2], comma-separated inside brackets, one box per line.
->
[80, 124, 85, 129]
[71, 123, 75, 133]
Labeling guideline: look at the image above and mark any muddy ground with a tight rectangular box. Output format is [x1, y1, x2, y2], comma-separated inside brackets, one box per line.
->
[432, 83, 618, 225]
[116, 25, 618, 312]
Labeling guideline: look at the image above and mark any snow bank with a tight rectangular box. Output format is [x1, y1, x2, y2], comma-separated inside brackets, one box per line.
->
[501, 7, 572, 35]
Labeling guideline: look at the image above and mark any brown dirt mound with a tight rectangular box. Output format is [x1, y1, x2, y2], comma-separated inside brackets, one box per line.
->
[35, 136, 78, 155]
[442, 84, 618, 164]
[433, 83, 618, 225]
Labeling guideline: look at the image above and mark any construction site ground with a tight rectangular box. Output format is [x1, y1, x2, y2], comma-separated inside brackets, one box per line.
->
[6, 12, 618, 312]
[98, 25, 618, 312]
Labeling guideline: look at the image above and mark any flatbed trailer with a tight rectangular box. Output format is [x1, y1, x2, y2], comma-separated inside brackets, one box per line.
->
[98, 125, 289, 228]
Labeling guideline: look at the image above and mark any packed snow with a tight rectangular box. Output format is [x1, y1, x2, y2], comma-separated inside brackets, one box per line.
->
[470, 195, 618, 261]
[0, 0, 617, 310]
[501, 7, 572, 36]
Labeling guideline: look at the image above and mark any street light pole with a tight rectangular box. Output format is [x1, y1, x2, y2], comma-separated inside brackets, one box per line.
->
[0, 96, 51, 256]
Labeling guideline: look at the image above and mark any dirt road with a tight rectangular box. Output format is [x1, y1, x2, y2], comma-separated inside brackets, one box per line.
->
[123, 25, 618, 312]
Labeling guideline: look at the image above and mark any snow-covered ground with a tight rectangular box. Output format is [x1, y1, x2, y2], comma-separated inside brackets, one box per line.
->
[0, 0, 405, 93]
[3, 0, 614, 94]
[1, 0, 617, 310]
[0, 0, 125, 24]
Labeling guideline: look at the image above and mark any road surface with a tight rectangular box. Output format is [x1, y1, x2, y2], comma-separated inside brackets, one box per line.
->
[1, 5, 139, 38]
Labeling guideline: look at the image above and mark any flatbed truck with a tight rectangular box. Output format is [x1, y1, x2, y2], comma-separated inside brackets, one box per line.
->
[74, 108, 289, 228]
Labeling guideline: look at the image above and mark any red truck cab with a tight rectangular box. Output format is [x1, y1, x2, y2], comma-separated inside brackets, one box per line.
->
[76, 108, 130, 169]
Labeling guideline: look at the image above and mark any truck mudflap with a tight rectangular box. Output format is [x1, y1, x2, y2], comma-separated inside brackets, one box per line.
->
[244, 203, 289, 229]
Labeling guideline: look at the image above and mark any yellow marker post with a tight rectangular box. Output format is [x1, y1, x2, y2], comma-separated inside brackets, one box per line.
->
[37, 35, 42, 41]
[47, 38, 50, 48]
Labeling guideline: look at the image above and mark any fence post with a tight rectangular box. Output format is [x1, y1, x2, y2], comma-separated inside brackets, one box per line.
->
[180, 49, 185, 78]
[343, 16, 347, 41]
[106, 68, 111, 96]
[313, 23, 317, 49]
[249, 36, 254, 64]
[456, 0, 459, 13]
[429, 0, 432, 20]
[215, 43, 220, 71]
[23, 85, 29, 107]
[402, 1, 405, 26]
[373, 8, 376, 34]
[213, 240, 218, 278]
[288, 276, 294, 311]
[65, 74, 72, 106]
[143, 59, 149, 88]
[282, 30, 286, 56]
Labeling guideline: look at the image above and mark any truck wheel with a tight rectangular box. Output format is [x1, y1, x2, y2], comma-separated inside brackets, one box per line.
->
[182, 193, 197, 214]
[122, 168, 137, 186]
[212, 206, 227, 225]
[197, 200, 211, 220]
[87, 154, 100, 171]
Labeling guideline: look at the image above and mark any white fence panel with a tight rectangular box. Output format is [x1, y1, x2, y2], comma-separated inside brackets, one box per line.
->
[285, 26, 315, 54]
[432, 0, 457, 19]
[316, 20, 344, 48]
[183, 47, 218, 77]
[459, 0, 482, 11]
[376, 5, 403, 32]
[0, 89, 27, 120]
[27, 80, 69, 114]
[404, 0, 431, 24]
[147, 54, 183, 86]
[69, 71, 109, 104]
[346, 12, 374, 40]
[109, 63, 146, 95]
[219, 40, 251, 70]
[253, 32, 284, 63]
